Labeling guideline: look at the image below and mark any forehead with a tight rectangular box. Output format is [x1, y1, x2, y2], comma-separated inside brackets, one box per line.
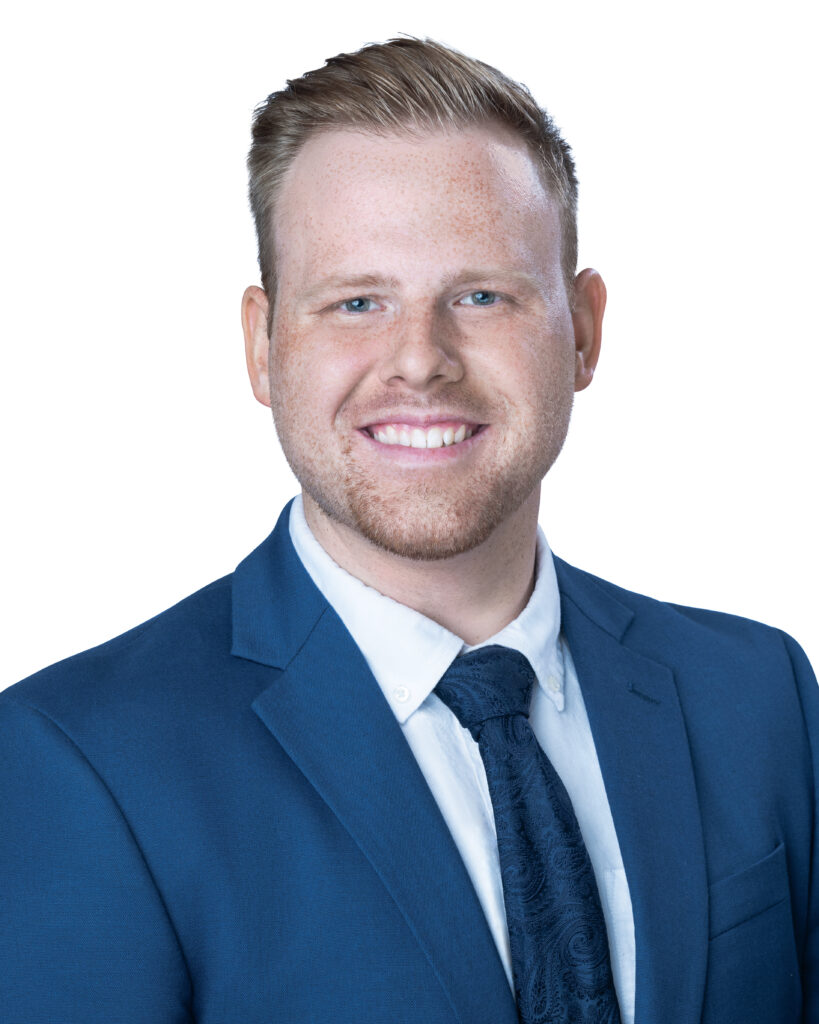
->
[273, 125, 561, 285]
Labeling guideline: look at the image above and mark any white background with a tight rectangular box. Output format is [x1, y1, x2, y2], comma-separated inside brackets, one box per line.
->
[2, 0, 816, 687]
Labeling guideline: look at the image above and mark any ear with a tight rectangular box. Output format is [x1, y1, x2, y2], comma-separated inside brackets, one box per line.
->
[241, 285, 272, 408]
[571, 268, 606, 392]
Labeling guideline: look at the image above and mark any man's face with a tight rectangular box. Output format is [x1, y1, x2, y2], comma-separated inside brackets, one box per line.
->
[246, 124, 600, 560]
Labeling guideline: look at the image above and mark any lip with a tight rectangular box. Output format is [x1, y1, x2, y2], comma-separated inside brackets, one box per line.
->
[360, 415, 483, 433]
[356, 423, 489, 461]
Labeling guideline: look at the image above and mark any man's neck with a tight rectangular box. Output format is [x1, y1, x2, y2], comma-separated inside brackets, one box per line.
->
[301, 490, 541, 646]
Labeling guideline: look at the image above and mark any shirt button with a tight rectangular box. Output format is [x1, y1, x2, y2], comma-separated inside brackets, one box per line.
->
[547, 675, 561, 693]
[393, 685, 410, 703]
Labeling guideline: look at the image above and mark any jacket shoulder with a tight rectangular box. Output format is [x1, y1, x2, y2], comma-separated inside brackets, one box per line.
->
[557, 556, 791, 642]
[554, 555, 811, 682]
[1, 573, 236, 728]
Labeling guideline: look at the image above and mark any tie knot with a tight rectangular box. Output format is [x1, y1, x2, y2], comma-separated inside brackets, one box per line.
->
[434, 645, 536, 741]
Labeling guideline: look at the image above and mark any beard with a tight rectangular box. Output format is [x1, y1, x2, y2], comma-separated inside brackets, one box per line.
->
[275, 402, 572, 563]
[327, 441, 545, 561]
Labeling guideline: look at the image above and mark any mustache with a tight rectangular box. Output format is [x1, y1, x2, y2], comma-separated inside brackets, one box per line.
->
[343, 388, 496, 424]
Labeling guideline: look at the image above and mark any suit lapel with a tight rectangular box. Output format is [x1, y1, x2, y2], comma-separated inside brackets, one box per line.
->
[555, 559, 709, 1024]
[232, 504, 518, 1024]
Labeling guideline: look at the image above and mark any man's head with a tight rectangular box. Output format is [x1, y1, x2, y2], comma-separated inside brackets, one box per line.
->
[242, 40, 605, 562]
[247, 37, 579, 322]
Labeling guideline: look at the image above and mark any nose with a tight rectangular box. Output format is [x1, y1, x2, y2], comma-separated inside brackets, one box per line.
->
[377, 310, 465, 390]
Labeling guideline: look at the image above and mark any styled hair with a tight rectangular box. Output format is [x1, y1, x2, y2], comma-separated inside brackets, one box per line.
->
[247, 37, 578, 318]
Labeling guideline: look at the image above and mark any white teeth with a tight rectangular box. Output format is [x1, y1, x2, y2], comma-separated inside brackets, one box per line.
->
[369, 423, 479, 448]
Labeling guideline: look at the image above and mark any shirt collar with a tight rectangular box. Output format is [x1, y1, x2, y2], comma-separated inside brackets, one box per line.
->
[288, 494, 566, 722]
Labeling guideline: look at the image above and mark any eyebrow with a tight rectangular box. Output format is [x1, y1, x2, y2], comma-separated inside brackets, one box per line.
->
[300, 267, 541, 303]
[441, 268, 541, 291]
[300, 274, 401, 303]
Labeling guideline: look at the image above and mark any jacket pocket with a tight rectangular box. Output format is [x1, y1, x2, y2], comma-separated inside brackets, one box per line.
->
[703, 842, 800, 1022]
[708, 841, 789, 939]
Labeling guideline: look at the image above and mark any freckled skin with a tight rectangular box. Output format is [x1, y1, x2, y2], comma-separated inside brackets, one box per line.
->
[243, 124, 604, 637]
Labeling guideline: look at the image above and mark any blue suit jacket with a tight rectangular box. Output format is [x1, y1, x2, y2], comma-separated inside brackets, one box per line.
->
[2, 501, 817, 1023]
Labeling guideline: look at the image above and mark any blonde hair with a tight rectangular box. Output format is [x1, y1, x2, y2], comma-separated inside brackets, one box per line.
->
[248, 37, 578, 313]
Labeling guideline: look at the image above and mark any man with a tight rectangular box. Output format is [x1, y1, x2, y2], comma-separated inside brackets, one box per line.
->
[1, 36, 816, 1024]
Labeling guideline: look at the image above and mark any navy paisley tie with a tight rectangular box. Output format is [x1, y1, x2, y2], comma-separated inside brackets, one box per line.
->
[434, 645, 621, 1024]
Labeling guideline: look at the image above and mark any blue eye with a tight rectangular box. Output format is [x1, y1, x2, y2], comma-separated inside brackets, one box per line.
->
[462, 290, 499, 306]
[340, 297, 375, 313]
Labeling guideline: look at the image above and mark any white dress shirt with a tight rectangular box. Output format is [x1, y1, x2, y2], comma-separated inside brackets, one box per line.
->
[288, 495, 636, 1023]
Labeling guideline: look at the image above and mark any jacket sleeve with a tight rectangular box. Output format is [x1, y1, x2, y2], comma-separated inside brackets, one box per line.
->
[0, 695, 193, 1023]
[781, 632, 819, 1023]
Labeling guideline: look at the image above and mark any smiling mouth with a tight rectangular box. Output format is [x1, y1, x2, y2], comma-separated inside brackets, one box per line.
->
[362, 421, 485, 449]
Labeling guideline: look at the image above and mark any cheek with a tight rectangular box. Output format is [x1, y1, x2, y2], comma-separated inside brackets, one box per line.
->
[270, 325, 371, 426]
[503, 329, 576, 411]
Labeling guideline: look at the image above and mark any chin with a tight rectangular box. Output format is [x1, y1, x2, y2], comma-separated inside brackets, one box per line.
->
[310, 476, 532, 562]
[351, 510, 500, 562]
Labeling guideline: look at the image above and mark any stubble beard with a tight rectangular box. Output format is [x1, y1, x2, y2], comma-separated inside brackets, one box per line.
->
[337, 459, 514, 561]
[280, 415, 570, 563]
